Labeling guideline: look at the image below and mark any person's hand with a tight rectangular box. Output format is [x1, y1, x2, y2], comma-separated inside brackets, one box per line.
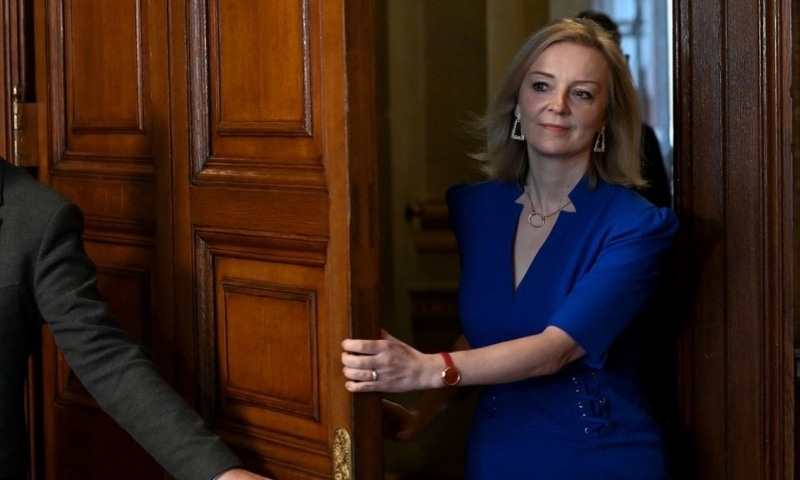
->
[381, 399, 424, 442]
[217, 468, 273, 480]
[341, 330, 439, 393]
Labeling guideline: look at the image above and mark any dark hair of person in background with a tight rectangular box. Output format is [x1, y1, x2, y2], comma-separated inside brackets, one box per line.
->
[577, 10, 672, 209]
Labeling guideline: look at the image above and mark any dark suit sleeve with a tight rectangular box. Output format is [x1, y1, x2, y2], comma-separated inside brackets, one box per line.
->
[32, 202, 241, 480]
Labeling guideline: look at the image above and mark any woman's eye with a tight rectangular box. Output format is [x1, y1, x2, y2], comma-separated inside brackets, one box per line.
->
[574, 90, 593, 100]
[532, 82, 547, 91]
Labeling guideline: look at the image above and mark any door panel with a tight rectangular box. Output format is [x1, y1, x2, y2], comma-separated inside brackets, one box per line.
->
[63, 1, 150, 155]
[32, 0, 380, 478]
[194, 235, 333, 469]
[188, 0, 327, 199]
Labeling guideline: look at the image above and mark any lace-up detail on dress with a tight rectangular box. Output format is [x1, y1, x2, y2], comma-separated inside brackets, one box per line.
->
[572, 369, 617, 438]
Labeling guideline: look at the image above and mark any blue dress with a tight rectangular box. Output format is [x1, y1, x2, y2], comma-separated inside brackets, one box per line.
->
[446, 176, 679, 480]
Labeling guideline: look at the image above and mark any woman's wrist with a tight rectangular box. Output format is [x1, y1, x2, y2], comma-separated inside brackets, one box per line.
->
[428, 352, 449, 389]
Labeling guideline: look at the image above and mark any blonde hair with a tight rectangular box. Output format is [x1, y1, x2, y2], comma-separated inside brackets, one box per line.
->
[471, 17, 644, 188]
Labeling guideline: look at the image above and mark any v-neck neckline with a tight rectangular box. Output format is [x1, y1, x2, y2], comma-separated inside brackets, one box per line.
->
[508, 183, 581, 297]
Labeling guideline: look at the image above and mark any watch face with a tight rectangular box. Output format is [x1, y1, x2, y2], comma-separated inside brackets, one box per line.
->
[442, 366, 461, 386]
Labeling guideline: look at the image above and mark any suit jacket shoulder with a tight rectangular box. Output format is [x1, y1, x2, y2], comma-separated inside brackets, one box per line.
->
[1, 159, 70, 213]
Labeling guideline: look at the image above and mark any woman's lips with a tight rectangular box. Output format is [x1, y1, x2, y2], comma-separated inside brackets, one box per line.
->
[541, 123, 570, 133]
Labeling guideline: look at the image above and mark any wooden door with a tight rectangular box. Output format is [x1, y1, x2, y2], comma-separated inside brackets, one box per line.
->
[672, 0, 794, 479]
[22, 0, 382, 478]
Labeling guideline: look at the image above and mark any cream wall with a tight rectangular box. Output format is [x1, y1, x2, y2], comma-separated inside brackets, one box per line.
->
[549, 0, 594, 19]
[486, 1, 550, 99]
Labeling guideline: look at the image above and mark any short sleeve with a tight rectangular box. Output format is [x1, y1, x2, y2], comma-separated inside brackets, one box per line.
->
[548, 206, 678, 368]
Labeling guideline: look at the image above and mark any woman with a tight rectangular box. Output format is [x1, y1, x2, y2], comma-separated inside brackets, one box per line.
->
[341, 17, 678, 479]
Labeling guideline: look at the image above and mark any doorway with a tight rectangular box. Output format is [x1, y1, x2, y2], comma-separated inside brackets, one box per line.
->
[376, 1, 675, 478]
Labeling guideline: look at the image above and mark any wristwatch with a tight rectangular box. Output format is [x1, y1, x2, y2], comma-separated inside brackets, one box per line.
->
[439, 351, 461, 386]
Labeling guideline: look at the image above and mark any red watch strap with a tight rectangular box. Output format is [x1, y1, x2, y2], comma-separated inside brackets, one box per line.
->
[440, 351, 455, 368]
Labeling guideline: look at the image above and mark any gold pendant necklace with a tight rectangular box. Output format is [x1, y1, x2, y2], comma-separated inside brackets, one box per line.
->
[526, 190, 572, 228]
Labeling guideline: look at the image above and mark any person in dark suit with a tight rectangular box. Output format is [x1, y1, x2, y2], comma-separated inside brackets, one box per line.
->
[0, 158, 271, 480]
[577, 10, 673, 208]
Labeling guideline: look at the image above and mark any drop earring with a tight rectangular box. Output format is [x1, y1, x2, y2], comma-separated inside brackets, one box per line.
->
[593, 126, 606, 152]
[511, 111, 525, 141]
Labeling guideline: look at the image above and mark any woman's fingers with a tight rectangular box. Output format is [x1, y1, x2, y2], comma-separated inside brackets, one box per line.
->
[341, 365, 379, 382]
[340, 349, 380, 371]
[344, 377, 381, 392]
[341, 337, 388, 355]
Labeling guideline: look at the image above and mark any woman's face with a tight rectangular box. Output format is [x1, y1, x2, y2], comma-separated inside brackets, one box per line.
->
[516, 42, 610, 163]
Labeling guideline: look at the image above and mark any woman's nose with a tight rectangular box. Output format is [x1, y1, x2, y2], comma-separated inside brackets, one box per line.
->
[548, 93, 569, 113]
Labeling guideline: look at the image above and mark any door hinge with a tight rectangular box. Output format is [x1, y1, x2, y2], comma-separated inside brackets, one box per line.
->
[333, 428, 353, 480]
[11, 85, 39, 168]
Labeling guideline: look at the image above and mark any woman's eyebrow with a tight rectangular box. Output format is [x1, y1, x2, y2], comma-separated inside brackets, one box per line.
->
[528, 71, 600, 86]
